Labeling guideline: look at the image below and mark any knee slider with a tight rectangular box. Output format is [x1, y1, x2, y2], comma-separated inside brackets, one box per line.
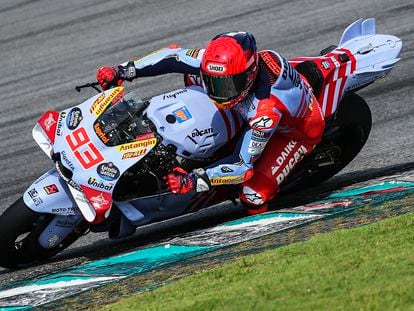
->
[240, 186, 269, 206]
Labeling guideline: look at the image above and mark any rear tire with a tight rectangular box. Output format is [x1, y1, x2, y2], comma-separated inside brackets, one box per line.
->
[0, 198, 88, 269]
[281, 93, 372, 193]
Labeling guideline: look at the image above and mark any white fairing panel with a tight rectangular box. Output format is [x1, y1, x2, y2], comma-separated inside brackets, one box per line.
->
[146, 86, 242, 160]
[338, 18, 402, 92]
[23, 169, 80, 215]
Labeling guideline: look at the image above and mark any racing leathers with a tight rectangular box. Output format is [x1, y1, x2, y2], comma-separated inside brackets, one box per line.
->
[99, 45, 325, 213]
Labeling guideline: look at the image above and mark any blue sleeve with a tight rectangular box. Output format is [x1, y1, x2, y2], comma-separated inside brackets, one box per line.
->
[205, 106, 282, 186]
[121, 47, 204, 77]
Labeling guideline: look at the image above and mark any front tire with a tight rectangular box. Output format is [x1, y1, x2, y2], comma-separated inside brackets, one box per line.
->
[0, 198, 88, 269]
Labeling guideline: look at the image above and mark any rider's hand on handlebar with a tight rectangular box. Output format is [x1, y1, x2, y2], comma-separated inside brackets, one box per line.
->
[96, 66, 124, 90]
[164, 167, 195, 194]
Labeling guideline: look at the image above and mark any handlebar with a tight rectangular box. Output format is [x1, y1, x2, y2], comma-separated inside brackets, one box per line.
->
[75, 82, 102, 93]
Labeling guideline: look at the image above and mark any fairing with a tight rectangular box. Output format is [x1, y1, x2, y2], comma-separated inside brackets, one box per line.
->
[146, 86, 243, 160]
[28, 86, 242, 226]
[290, 18, 402, 118]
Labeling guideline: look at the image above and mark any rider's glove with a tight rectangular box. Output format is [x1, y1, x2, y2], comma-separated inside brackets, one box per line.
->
[165, 167, 211, 194]
[96, 62, 137, 90]
[96, 66, 124, 90]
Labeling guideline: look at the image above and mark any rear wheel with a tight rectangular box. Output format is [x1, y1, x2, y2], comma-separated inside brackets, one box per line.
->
[0, 198, 88, 269]
[281, 93, 372, 193]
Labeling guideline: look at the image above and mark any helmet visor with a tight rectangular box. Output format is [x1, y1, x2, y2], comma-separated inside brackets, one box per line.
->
[201, 70, 250, 103]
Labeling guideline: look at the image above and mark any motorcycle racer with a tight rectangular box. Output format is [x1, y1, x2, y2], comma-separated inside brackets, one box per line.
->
[96, 32, 325, 215]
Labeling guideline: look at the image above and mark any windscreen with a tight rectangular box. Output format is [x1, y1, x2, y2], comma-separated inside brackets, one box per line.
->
[93, 92, 154, 147]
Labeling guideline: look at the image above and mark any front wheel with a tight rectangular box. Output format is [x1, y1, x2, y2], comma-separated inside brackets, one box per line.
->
[0, 198, 88, 269]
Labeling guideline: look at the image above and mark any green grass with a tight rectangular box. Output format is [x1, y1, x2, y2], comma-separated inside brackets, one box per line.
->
[102, 213, 414, 311]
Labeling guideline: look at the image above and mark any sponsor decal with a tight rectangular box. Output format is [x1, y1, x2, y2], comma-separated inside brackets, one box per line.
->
[94, 123, 110, 144]
[116, 138, 157, 152]
[43, 113, 57, 131]
[90, 193, 110, 209]
[220, 166, 233, 173]
[44, 184, 59, 195]
[260, 51, 281, 75]
[56, 219, 78, 228]
[252, 129, 270, 140]
[330, 55, 340, 67]
[88, 177, 114, 191]
[60, 150, 75, 170]
[68, 180, 82, 192]
[90, 88, 124, 117]
[271, 140, 297, 175]
[136, 133, 154, 141]
[207, 63, 226, 73]
[90, 93, 105, 113]
[163, 89, 187, 100]
[172, 106, 192, 123]
[191, 128, 213, 137]
[127, 66, 136, 79]
[242, 186, 264, 205]
[122, 149, 147, 159]
[271, 141, 308, 185]
[282, 58, 302, 88]
[56, 112, 66, 136]
[249, 116, 273, 129]
[28, 188, 43, 206]
[321, 60, 330, 70]
[186, 48, 201, 58]
[210, 176, 243, 185]
[66, 107, 83, 130]
[97, 162, 120, 181]
[248, 139, 267, 155]
[51, 206, 78, 214]
[346, 74, 383, 91]
[65, 127, 105, 170]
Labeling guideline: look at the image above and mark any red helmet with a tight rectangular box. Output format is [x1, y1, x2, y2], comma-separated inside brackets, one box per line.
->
[201, 32, 258, 109]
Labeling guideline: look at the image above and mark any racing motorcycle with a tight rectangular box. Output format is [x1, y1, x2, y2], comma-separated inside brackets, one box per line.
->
[0, 18, 402, 268]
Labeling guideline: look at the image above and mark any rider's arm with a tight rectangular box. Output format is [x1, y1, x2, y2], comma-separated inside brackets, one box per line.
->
[119, 47, 204, 80]
[201, 100, 283, 188]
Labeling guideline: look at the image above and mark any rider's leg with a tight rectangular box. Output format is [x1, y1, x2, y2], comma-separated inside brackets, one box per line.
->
[240, 135, 313, 214]
[240, 95, 325, 215]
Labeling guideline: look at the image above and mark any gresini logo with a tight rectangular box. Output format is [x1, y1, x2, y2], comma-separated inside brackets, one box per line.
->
[90, 193, 109, 209]
[44, 113, 56, 131]
[207, 63, 226, 73]
[191, 128, 213, 137]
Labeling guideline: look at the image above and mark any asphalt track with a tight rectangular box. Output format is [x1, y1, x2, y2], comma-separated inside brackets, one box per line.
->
[0, 0, 413, 296]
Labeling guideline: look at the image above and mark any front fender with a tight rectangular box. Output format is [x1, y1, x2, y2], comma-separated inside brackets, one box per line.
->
[23, 168, 81, 216]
